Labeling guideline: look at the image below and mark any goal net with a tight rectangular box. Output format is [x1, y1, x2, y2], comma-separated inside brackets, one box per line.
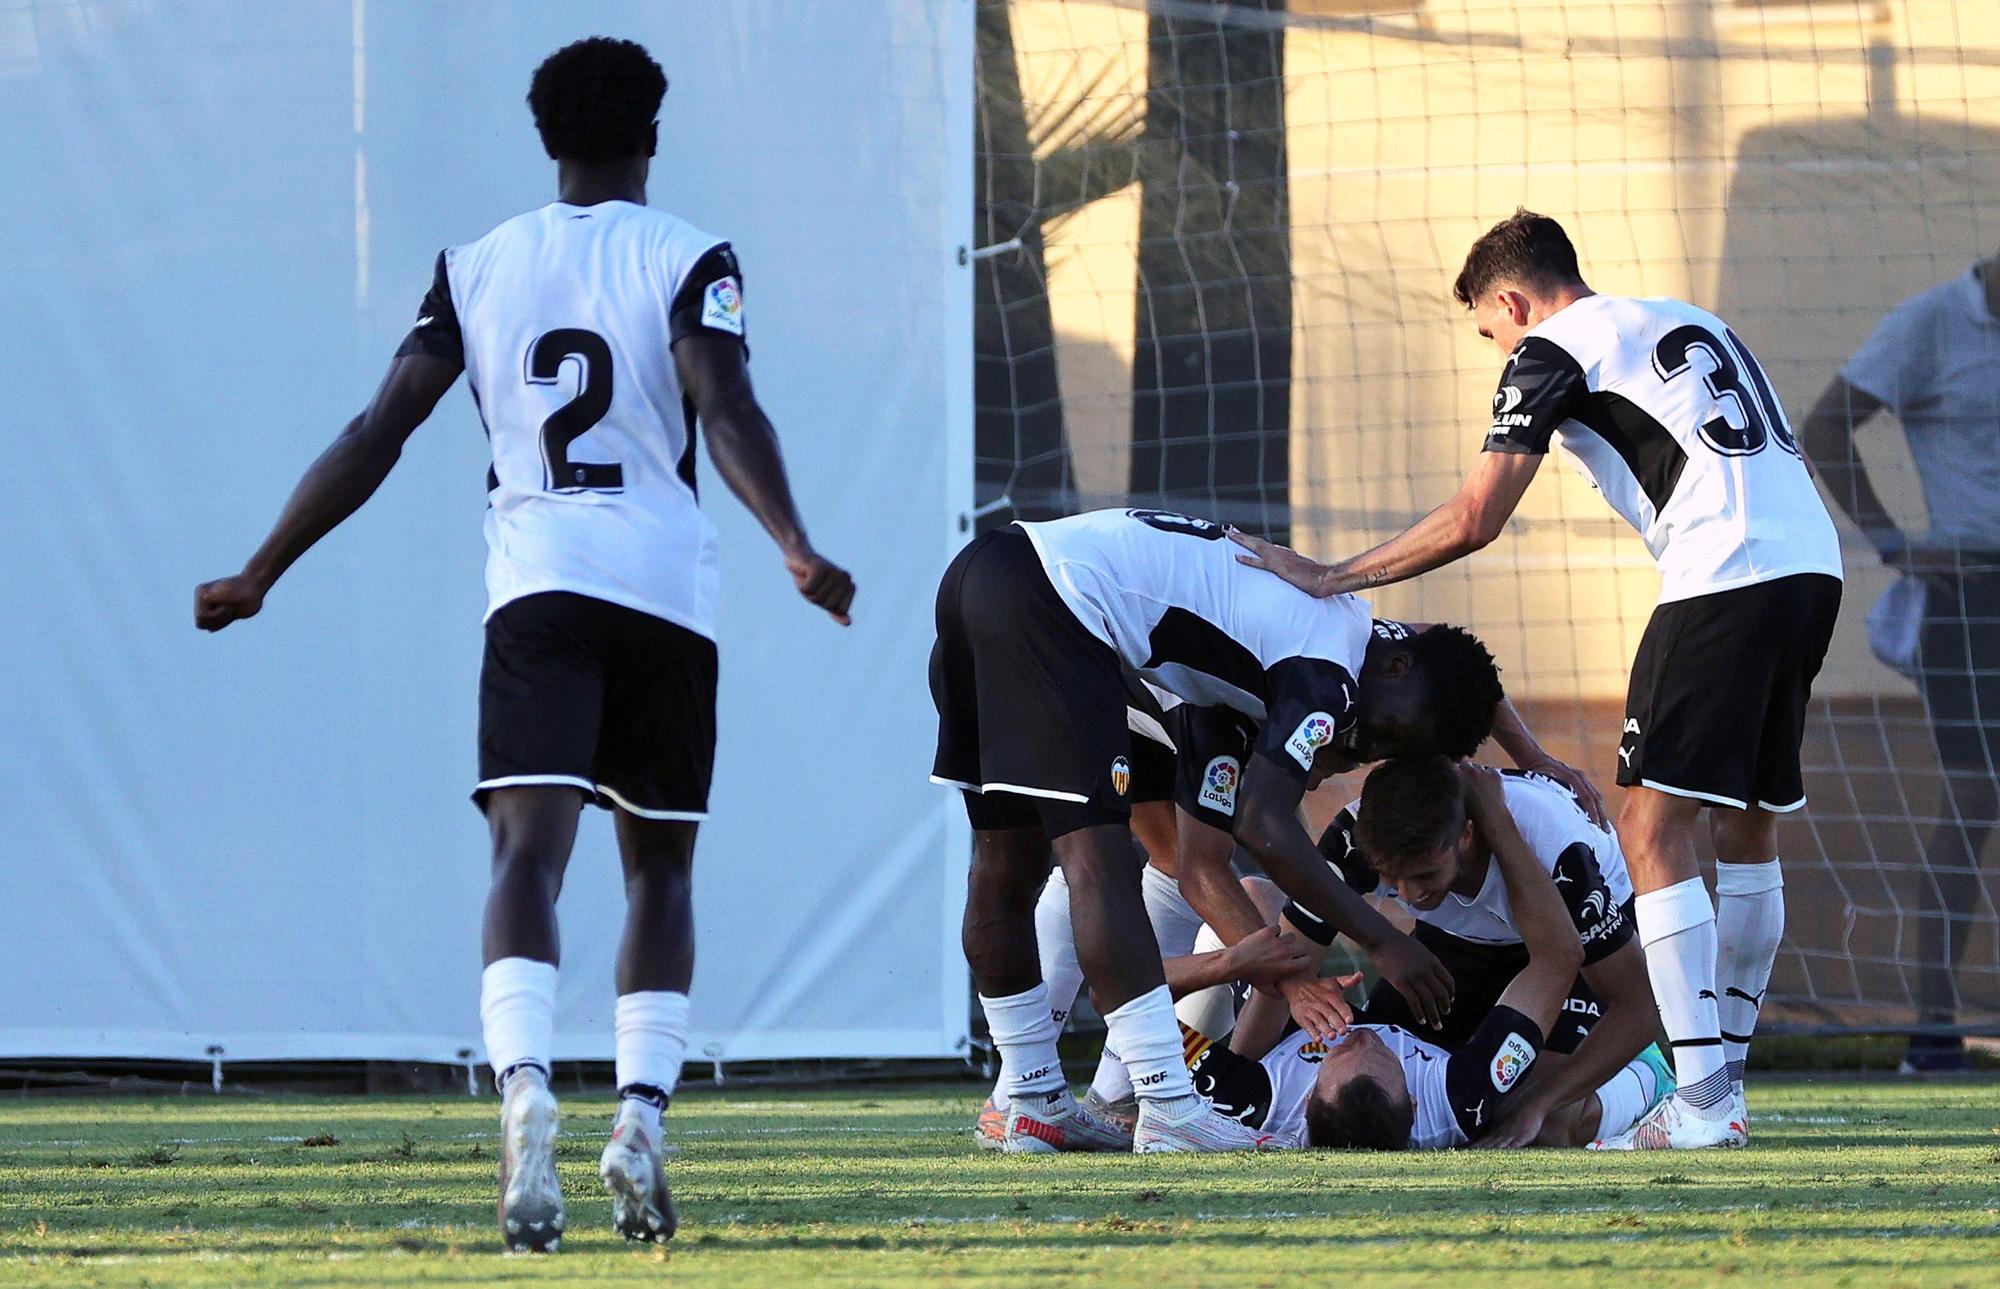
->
[974, 0, 2000, 1038]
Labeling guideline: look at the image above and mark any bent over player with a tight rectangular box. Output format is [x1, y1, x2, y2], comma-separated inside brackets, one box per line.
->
[194, 39, 853, 1248]
[931, 507, 1502, 1153]
[1233, 211, 1843, 1148]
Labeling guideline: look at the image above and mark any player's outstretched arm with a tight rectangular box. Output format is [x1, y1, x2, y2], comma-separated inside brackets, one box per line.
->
[1487, 701, 1607, 827]
[675, 333, 855, 625]
[1229, 450, 1542, 598]
[1161, 926, 1316, 1000]
[1476, 764, 1585, 1038]
[1234, 759, 1454, 1029]
[194, 352, 461, 632]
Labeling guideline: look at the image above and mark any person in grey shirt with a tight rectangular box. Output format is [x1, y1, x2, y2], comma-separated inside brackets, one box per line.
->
[1800, 251, 2000, 1072]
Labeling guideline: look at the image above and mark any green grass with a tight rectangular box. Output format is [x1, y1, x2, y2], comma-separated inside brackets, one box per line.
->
[2, 1079, 1998, 1286]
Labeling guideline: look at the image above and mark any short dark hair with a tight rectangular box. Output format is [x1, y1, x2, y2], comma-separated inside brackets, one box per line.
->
[1404, 626, 1504, 759]
[1355, 756, 1466, 876]
[527, 37, 666, 163]
[1304, 1076, 1414, 1150]
[1452, 209, 1585, 307]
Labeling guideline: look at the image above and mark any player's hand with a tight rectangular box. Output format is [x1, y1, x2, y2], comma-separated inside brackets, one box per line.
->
[786, 547, 856, 626]
[1370, 932, 1453, 1029]
[194, 574, 268, 632]
[1226, 528, 1337, 598]
[1279, 970, 1362, 1042]
[1514, 754, 1607, 828]
[1457, 761, 1508, 824]
[1474, 1098, 1550, 1150]
[1226, 927, 1317, 991]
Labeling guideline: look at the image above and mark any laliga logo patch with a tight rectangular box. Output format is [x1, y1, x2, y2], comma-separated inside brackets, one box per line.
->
[1285, 711, 1337, 771]
[701, 275, 745, 336]
[1198, 756, 1241, 816]
[1110, 756, 1132, 798]
[1489, 1032, 1537, 1092]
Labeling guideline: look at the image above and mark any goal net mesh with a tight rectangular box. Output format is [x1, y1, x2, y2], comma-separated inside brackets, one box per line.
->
[974, 0, 2000, 1037]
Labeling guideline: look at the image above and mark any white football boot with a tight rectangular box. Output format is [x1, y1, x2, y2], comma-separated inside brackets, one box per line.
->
[1589, 1093, 1747, 1151]
[1132, 1097, 1283, 1153]
[496, 1070, 565, 1252]
[1004, 1090, 1136, 1153]
[599, 1099, 677, 1242]
[973, 1096, 1008, 1151]
[1729, 1085, 1750, 1145]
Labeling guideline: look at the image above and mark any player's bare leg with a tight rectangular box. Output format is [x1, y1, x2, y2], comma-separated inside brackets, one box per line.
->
[598, 813, 697, 1242]
[1712, 805, 1783, 1137]
[480, 786, 583, 1252]
[1596, 788, 1742, 1150]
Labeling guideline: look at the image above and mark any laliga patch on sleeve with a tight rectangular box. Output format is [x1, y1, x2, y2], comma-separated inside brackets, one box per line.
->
[1197, 756, 1241, 816]
[1489, 1032, 1537, 1092]
[1284, 712, 1337, 771]
[700, 275, 745, 335]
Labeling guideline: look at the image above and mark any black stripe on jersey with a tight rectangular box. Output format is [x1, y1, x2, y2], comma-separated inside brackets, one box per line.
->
[678, 393, 700, 498]
[396, 250, 465, 364]
[1569, 391, 1689, 514]
[1485, 335, 1585, 454]
[669, 243, 748, 353]
[1141, 608, 1268, 702]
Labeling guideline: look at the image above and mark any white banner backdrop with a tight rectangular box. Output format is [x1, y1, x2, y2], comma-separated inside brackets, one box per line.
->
[0, 2, 972, 1065]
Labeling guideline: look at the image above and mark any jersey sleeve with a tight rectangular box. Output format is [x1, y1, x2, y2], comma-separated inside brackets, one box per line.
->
[1184, 1025, 1277, 1131]
[1170, 705, 1256, 831]
[1840, 290, 1939, 416]
[668, 242, 748, 349]
[1553, 841, 1635, 965]
[1283, 804, 1378, 948]
[1251, 657, 1360, 787]
[394, 250, 464, 364]
[1440, 1004, 1546, 1146]
[1483, 334, 1588, 455]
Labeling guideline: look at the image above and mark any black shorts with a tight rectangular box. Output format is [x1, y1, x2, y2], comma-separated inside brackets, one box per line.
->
[1355, 922, 1603, 1056]
[475, 591, 717, 820]
[1618, 573, 1841, 812]
[930, 526, 1132, 838]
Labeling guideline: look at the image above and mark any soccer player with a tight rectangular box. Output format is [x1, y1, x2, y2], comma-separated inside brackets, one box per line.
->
[1232, 211, 1844, 1149]
[1185, 766, 1670, 1149]
[931, 506, 1503, 1152]
[1293, 756, 1662, 1148]
[193, 38, 854, 1248]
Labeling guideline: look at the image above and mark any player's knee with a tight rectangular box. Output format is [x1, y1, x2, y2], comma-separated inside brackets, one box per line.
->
[1712, 808, 1778, 862]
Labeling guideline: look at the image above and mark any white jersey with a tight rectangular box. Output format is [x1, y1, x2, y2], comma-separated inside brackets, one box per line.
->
[1484, 294, 1842, 604]
[400, 200, 750, 636]
[1191, 1024, 1472, 1150]
[1017, 509, 1375, 783]
[1307, 771, 1635, 964]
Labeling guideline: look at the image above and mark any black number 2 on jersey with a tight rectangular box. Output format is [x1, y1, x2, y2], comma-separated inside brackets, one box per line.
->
[1650, 324, 1799, 458]
[527, 329, 623, 493]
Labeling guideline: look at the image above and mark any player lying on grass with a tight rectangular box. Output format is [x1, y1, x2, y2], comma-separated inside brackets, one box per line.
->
[975, 683, 1605, 1148]
[932, 507, 1504, 1152]
[1176, 765, 1670, 1149]
[1290, 755, 1665, 1147]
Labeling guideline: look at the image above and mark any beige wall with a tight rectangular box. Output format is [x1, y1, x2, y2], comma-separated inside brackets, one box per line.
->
[1004, 0, 2000, 707]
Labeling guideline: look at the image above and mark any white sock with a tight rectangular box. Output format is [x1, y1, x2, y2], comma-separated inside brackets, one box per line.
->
[980, 984, 1066, 1103]
[615, 990, 690, 1129]
[1715, 860, 1784, 1091]
[1592, 1057, 1661, 1139]
[480, 957, 557, 1093]
[1087, 868, 1207, 1104]
[990, 872, 1086, 1115]
[1103, 984, 1195, 1104]
[1634, 877, 1730, 1115]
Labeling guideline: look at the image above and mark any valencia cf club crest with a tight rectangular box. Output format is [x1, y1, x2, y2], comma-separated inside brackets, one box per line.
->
[1110, 756, 1132, 798]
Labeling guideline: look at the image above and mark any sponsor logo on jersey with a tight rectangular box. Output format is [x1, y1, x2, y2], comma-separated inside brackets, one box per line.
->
[1491, 412, 1535, 429]
[701, 275, 746, 335]
[1623, 718, 1642, 735]
[1285, 712, 1337, 771]
[1493, 385, 1525, 415]
[1490, 1032, 1537, 1092]
[1109, 756, 1132, 797]
[1198, 756, 1241, 816]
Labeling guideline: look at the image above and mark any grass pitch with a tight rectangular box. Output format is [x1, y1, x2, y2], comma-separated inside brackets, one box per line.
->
[2, 1079, 1997, 1286]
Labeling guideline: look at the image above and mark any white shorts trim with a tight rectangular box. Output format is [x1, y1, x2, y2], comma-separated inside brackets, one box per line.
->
[596, 784, 707, 822]
[1757, 795, 1808, 814]
[928, 775, 1089, 804]
[476, 774, 596, 795]
[1636, 778, 1750, 810]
